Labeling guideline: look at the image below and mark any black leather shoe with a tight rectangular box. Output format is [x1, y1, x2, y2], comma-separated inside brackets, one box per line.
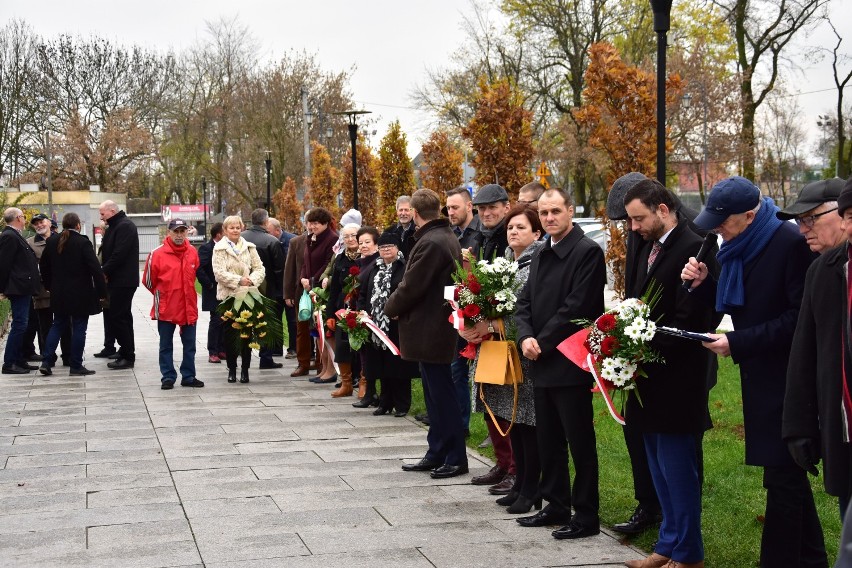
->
[107, 353, 121, 360]
[18, 362, 38, 370]
[2, 364, 31, 374]
[25, 354, 42, 363]
[181, 379, 205, 387]
[394, 410, 408, 417]
[107, 358, 134, 369]
[69, 367, 95, 376]
[373, 407, 390, 416]
[415, 413, 429, 423]
[352, 394, 376, 408]
[161, 381, 174, 390]
[239, 369, 249, 383]
[551, 522, 600, 539]
[612, 506, 662, 535]
[495, 490, 520, 506]
[430, 463, 469, 479]
[227, 369, 237, 383]
[489, 474, 516, 495]
[39, 364, 52, 376]
[471, 465, 506, 486]
[507, 495, 542, 514]
[258, 361, 283, 369]
[93, 348, 117, 358]
[516, 508, 571, 528]
[401, 458, 441, 472]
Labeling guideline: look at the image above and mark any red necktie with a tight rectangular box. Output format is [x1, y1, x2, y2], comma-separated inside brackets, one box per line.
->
[647, 241, 662, 274]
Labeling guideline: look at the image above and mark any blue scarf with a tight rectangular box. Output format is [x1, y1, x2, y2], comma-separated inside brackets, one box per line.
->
[715, 196, 783, 312]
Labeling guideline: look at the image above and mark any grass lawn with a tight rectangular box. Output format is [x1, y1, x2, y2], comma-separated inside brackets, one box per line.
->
[407, 356, 842, 567]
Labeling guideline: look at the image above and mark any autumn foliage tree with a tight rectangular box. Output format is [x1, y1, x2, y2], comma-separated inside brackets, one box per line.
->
[462, 78, 534, 199]
[421, 129, 464, 196]
[272, 176, 303, 233]
[377, 120, 415, 227]
[341, 135, 381, 226]
[307, 141, 341, 219]
[574, 42, 683, 297]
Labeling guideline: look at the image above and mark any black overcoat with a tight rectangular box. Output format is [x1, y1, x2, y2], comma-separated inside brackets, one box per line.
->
[384, 218, 461, 364]
[514, 224, 606, 388]
[100, 211, 139, 287]
[624, 221, 720, 434]
[693, 222, 815, 466]
[242, 226, 285, 298]
[0, 226, 40, 296]
[783, 244, 851, 496]
[196, 239, 218, 312]
[41, 231, 106, 316]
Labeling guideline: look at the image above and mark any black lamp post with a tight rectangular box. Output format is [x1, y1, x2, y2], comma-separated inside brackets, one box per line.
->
[201, 175, 207, 240]
[651, 0, 673, 184]
[334, 109, 371, 211]
[264, 150, 272, 211]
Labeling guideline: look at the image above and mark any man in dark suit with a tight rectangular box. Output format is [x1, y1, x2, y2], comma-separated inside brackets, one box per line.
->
[622, 180, 719, 568]
[197, 223, 224, 363]
[682, 176, 826, 568]
[514, 188, 606, 540]
[385, 188, 467, 479]
[0, 207, 41, 374]
[284, 231, 311, 376]
[267, 217, 297, 358]
[241, 208, 285, 369]
[384, 195, 417, 259]
[98, 200, 139, 370]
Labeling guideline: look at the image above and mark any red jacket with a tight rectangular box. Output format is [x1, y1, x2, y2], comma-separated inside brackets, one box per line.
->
[143, 237, 200, 325]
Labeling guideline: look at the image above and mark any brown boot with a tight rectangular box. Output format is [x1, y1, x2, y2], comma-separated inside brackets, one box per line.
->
[624, 553, 671, 568]
[331, 363, 353, 397]
[357, 376, 367, 398]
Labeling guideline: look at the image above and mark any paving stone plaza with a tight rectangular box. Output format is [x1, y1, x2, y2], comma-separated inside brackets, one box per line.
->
[0, 292, 644, 567]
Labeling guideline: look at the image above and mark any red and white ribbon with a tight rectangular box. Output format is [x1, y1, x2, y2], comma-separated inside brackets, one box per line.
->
[587, 353, 626, 426]
[361, 317, 401, 356]
[314, 310, 325, 356]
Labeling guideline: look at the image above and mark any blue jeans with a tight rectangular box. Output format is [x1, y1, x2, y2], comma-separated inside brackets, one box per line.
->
[158, 321, 196, 384]
[43, 313, 89, 368]
[3, 295, 30, 367]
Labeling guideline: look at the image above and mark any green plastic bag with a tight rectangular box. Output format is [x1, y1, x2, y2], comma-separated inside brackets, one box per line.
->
[298, 290, 312, 321]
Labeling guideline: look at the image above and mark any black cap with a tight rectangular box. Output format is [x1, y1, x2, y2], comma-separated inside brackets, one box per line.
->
[838, 177, 852, 217]
[472, 184, 509, 205]
[606, 172, 648, 220]
[30, 213, 49, 225]
[168, 218, 189, 231]
[377, 231, 401, 248]
[776, 178, 845, 220]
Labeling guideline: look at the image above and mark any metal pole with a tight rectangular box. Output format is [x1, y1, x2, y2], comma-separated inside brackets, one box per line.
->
[45, 133, 53, 214]
[301, 87, 311, 178]
[265, 151, 272, 211]
[201, 176, 207, 241]
[702, 89, 709, 197]
[348, 123, 359, 211]
[651, 0, 672, 184]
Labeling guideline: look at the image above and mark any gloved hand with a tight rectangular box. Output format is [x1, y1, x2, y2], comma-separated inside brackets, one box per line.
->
[787, 437, 820, 476]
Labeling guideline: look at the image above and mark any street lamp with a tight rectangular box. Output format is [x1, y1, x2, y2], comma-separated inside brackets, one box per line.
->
[817, 114, 833, 173]
[201, 176, 208, 240]
[333, 109, 372, 211]
[264, 150, 272, 211]
[650, 0, 673, 184]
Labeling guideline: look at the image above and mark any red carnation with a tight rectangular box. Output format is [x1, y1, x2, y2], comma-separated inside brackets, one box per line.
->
[459, 342, 477, 360]
[467, 273, 479, 286]
[463, 304, 481, 318]
[596, 313, 617, 332]
[349, 266, 360, 276]
[345, 313, 357, 328]
[468, 281, 481, 294]
[601, 335, 620, 356]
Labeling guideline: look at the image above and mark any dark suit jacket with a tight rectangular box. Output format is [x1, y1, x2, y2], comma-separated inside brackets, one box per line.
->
[384, 218, 461, 364]
[515, 224, 606, 388]
[783, 244, 851, 496]
[41, 231, 106, 316]
[242, 226, 285, 298]
[283, 233, 307, 302]
[0, 226, 40, 296]
[100, 211, 139, 287]
[196, 239, 218, 312]
[624, 221, 720, 434]
[693, 222, 815, 466]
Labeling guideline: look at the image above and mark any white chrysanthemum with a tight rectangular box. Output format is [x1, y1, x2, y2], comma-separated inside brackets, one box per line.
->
[624, 323, 643, 340]
[600, 356, 637, 386]
[641, 321, 656, 341]
[633, 316, 646, 329]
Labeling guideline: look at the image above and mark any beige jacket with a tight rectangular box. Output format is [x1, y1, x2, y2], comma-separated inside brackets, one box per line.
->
[212, 237, 265, 300]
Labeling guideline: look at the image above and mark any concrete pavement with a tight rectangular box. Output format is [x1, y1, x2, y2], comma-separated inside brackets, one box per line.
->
[0, 291, 643, 567]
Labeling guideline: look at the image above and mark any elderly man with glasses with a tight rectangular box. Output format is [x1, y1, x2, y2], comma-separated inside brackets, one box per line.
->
[0, 208, 41, 374]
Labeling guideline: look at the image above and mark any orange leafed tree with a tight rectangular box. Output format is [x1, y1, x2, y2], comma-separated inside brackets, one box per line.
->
[341, 134, 381, 227]
[272, 176, 303, 233]
[462, 78, 534, 199]
[574, 42, 683, 297]
[421, 129, 464, 196]
[306, 141, 341, 220]
[377, 120, 415, 227]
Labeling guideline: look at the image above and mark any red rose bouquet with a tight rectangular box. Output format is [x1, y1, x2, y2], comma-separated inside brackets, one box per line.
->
[342, 265, 360, 304]
[335, 308, 371, 351]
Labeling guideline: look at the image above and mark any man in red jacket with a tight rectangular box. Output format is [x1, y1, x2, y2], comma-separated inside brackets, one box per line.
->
[143, 219, 204, 390]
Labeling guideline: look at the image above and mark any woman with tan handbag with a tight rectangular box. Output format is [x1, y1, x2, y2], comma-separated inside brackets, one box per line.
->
[461, 204, 545, 514]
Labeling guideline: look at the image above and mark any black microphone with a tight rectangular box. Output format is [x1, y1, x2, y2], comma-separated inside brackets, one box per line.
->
[682, 232, 717, 290]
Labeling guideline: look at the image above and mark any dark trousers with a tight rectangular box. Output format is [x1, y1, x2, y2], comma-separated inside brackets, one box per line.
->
[378, 377, 412, 413]
[486, 416, 516, 474]
[624, 421, 662, 511]
[101, 310, 115, 351]
[106, 286, 136, 361]
[509, 423, 540, 499]
[534, 385, 599, 528]
[21, 302, 40, 357]
[645, 433, 704, 564]
[760, 464, 828, 568]
[451, 337, 471, 429]
[296, 320, 311, 369]
[23, 307, 70, 363]
[420, 361, 467, 466]
[206, 307, 223, 356]
[223, 324, 251, 370]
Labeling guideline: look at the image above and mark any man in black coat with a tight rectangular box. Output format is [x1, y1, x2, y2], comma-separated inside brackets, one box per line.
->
[514, 188, 606, 540]
[782, 177, 851, 518]
[241, 208, 285, 369]
[98, 200, 139, 370]
[682, 176, 826, 568]
[384, 195, 416, 259]
[385, 188, 467, 479]
[197, 223, 224, 363]
[0, 207, 41, 374]
[268, 217, 297, 357]
[622, 180, 719, 568]
[472, 183, 510, 261]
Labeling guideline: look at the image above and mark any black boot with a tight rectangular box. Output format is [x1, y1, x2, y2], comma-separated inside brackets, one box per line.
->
[227, 367, 237, 383]
[495, 491, 519, 506]
[240, 368, 250, 383]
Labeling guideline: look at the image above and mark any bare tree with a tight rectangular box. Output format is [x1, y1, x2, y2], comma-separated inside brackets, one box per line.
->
[824, 21, 852, 178]
[757, 88, 807, 206]
[0, 19, 40, 185]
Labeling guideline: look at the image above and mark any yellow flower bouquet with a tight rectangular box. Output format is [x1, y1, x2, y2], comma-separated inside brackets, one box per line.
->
[217, 287, 283, 351]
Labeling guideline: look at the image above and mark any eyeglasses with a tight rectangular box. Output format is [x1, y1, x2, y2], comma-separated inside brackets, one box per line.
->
[796, 207, 837, 229]
[518, 199, 538, 206]
[378, 245, 397, 250]
[342, 234, 358, 240]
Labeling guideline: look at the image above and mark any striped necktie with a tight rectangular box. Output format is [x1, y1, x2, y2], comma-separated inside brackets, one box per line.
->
[647, 241, 662, 273]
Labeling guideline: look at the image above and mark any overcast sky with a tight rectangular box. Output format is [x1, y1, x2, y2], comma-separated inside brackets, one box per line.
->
[5, 0, 852, 165]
